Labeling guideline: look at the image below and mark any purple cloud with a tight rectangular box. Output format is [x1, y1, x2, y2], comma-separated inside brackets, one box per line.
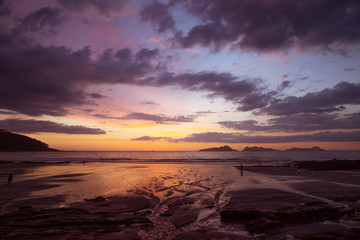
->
[0, 19, 165, 116]
[139, 0, 175, 33]
[144, 71, 272, 112]
[277, 80, 292, 91]
[121, 112, 195, 123]
[17, 7, 66, 35]
[258, 82, 360, 116]
[141, 0, 360, 53]
[0, 119, 106, 134]
[220, 112, 360, 132]
[55, 0, 132, 19]
[2, 4, 360, 119]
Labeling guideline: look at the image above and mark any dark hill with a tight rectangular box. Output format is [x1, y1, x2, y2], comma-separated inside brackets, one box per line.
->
[199, 145, 237, 151]
[286, 146, 325, 151]
[0, 129, 58, 152]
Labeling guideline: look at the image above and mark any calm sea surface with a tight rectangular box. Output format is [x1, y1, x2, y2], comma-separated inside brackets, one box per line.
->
[0, 151, 359, 165]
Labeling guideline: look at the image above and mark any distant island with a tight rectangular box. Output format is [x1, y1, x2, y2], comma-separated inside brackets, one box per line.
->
[243, 146, 280, 152]
[242, 146, 326, 152]
[286, 147, 325, 151]
[0, 129, 58, 152]
[199, 145, 237, 151]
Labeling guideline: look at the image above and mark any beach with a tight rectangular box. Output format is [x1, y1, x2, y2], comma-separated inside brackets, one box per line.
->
[1, 162, 360, 239]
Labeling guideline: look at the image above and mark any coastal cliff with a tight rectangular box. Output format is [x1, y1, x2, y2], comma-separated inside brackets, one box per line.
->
[0, 129, 58, 152]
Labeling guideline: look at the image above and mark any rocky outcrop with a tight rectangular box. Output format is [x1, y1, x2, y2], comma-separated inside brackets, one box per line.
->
[243, 146, 279, 151]
[0, 129, 57, 152]
[199, 145, 237, 151]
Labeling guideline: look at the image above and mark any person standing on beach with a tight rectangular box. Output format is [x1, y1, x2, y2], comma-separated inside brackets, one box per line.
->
[7, 173, 13, 185]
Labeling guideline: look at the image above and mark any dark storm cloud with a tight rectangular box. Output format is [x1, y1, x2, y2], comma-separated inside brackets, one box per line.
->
[0, 20, 164, 116]
[135, 48, 160, 62]
[139, 0, 175, 33]
[0, 0, 10, 16]
[169, 131, 360, 143]
[277, 81, 292, 91]
[219, 112, 360, 132]
[144, 71, 272, 111]
[56, 0, 132, 19]
[91, 112, 195, 124]
[87, 93, 107, 99]
[0, 119, 106, 134]
[2, 23, 360, 118]
[258, 82, 360, 116]
[142, 0, 360, 52]
[131, 136, 167, 141]
[120, 112, 195, 123]
[2, 15, 269, 117]
[17, 7, 66, 35]
[2, 2, 360, 119]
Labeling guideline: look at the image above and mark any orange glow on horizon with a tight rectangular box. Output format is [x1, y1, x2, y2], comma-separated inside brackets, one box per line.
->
[31, 132, 360, 151]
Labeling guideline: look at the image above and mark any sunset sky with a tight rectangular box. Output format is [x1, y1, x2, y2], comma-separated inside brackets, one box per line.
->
[0, 0, 360, 151]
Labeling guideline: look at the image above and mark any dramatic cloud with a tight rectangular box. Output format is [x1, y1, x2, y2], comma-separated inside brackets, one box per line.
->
[1, 20, 270, 117]
[0, 18, 165, 116]
[258, 82, 360, 116]
[56, 0, 132, 19]
[17, 7, 66, 35]
[144, 71, 272, 111]
[141, 0, 360, 53]
[167, 131, 360, 143]
[91, 112, 195, 124]
[121, 112, 195, 123]
[277, 80, 292, 91]
[0, 119, 106, 134]
[2, 18, 359, 119]
[139, 0, 175, 33]
[220, 112, 360, 132]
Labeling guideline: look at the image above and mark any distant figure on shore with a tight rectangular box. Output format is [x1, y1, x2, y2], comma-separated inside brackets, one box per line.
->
[240, 164, 243, 176]
[7, 174, 13, 185]
[83, 160, 86, 166]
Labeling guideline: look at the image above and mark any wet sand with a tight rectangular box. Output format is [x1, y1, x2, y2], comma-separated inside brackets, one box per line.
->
[1, 162, 360, 239]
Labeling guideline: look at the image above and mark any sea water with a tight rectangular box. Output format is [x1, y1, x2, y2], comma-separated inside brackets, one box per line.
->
[0, 150, 359, 165]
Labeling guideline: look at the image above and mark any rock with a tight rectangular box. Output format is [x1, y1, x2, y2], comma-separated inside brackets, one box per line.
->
[199, 145, 237, 151]
[221, 209, 263, 224]
[0, 129, 58, 152]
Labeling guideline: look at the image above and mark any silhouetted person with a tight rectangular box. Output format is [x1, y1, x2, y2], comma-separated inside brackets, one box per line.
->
[240, 164, 243, 176]
[7, 174, 13, 185]
[83, 160, 86, 166]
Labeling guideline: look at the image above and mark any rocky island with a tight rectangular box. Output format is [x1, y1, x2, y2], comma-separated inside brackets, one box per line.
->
[0, 129, 58, 152]
[199, 145, 237, 151]
[286, 146, 325, 151]
[243, 146, 279, 151]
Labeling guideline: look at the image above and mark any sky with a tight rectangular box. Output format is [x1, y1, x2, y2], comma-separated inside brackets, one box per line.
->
[0, 0, 360, 151]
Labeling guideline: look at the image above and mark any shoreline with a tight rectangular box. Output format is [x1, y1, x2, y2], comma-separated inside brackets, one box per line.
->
[0, 162, 359, 239]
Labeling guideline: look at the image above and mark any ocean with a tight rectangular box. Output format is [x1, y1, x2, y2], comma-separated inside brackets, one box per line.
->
[0, 150, 359, 165]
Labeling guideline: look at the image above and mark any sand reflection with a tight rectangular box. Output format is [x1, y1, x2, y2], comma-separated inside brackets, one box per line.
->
[23, 163, 242, 206]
